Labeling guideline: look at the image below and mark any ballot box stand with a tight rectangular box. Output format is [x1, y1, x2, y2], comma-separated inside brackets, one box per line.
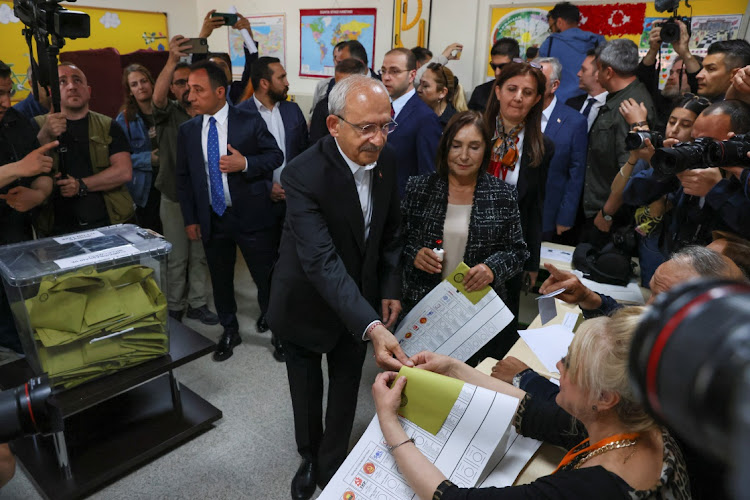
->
[0, 318, 221, 500]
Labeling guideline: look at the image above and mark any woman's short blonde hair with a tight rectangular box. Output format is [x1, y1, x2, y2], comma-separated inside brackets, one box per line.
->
[566, 307, 655, 433]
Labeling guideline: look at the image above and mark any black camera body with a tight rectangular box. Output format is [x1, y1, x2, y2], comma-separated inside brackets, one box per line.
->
[655, 16, 691, 45]
[705, 134, 750, 168]
[14, 0, 89, 40]
[626, 130, 664, 151]
[651, 137, 712, 178]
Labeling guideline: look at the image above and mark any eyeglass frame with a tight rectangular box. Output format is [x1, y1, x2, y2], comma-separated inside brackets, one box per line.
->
[681, 92, 711, 107]
[379, 66, 411, 77]
[335, 114, 398, 137]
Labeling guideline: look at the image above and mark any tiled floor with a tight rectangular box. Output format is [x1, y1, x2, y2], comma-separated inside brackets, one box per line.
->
[2, 255, 539, 499]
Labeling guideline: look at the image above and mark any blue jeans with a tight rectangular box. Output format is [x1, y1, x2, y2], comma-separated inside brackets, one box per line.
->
[638, 233, 667, 288]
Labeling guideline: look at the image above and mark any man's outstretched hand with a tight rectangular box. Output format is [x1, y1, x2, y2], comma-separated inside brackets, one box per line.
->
[369, 324, 414, 371]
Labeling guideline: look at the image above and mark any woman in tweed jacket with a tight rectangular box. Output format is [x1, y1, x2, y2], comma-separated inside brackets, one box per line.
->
[400, 111, 529, 319]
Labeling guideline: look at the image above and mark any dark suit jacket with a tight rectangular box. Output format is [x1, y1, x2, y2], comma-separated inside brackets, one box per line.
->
[387, 92, 442, 197]
[542, 100, 588, 233]
[468, 80, 494, 112]
[565, 94, 587, 113]
[266, 136, 402, 353]
[175, 104, 284, 242]
[400, 173, 529, 313]
[513, 136, 554, 271]
[237, 98, 310, 164]
[309, 96, 330, 145]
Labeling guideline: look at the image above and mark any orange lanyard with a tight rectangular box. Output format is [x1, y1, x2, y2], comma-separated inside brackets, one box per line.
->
[553, 432, 641, 474]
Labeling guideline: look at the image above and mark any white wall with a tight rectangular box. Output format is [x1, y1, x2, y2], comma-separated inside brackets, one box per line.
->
[195, 0, 395, 99]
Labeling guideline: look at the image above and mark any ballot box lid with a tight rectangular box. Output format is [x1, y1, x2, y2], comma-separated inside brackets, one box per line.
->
[0, 224, 172, 287]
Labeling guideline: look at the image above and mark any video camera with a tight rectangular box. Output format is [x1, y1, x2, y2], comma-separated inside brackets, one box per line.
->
[651, 135, 750, 178]
[13, 1, 89, 176]
[653, 0, 691, 45]
[629, 279, 750, 498]
[0, 375, 61, 443]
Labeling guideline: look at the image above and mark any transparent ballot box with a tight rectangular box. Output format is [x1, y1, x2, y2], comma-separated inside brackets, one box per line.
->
[0, 225, 172, 389]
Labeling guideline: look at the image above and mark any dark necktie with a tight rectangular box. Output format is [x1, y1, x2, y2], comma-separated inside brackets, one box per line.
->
[581, 97, 597, 120]
[207, 117, 226, 216]
[390, 103, 395, 119]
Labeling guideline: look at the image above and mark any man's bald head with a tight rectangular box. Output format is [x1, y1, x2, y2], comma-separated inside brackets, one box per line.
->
[648, 246, 745, 301]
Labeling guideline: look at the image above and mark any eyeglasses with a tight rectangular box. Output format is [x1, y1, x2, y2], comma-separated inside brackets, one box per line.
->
[379, 67, 409, 77]
[336, 115, 398, 137]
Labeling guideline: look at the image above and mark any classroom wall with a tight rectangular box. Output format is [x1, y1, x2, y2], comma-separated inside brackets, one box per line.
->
[194, 0, 395, 101]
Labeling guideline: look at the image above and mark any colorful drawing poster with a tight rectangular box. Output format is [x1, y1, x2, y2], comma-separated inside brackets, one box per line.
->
[489, 8, 549, 76]
[299, 8, 376, 78]
[690, 15, 742, 56]
[0, 2, 167, 103]
[229, 14, 285, 77]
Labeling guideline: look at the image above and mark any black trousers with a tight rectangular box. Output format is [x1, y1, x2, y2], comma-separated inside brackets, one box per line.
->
[203, 209, 275, 329]
[283, 333, 367, 487]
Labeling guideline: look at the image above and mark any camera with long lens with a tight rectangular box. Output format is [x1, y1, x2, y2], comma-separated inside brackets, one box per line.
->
[0, 375, 61, 443]
[629, 279, 750, 497]
[653, 0, 691, 45]
[13, 0, 89, 40]
[625, 130, 664, 151]
[705, 134, 750, 168]
[651, 137, 712, 178]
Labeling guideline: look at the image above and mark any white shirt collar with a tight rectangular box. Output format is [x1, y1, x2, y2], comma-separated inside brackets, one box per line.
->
[590, 91, 608, 103]
[334, 138, 377, 175]
[253, 94, 279, 113]
[542, 95, 557, 122]
[391, 88, 415, 119]
[202, 101, 230, 126]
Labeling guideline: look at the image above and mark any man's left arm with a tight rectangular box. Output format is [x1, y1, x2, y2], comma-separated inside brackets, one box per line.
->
[84, 122, 133, 191]
[237, 116, 283, 180]
[378, 168, 403, 302]
[416, 113, 441, 175]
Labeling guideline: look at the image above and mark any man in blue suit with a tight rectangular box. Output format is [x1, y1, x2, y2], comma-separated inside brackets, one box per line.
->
[176, 60, 283, 362]
[537, 57, 588, 244]
[238, 56, 309, 358]
[380, 48, 442, 197]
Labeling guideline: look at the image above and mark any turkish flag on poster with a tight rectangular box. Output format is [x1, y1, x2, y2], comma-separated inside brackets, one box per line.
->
[579, 3, 647, 36]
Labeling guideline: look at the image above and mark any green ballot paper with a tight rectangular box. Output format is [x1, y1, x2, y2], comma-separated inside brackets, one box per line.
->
[446, 262, 491, 305]
[394, 366, 464, 435]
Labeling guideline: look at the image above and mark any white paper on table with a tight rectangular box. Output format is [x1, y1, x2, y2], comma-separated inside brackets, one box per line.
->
[319, 384, 521, 500]
[394, 281, 514, 362]
[478, 427, 543, 488]
[518, 325, 575, 374]
[562, 312, 579, 331]
[540, 244, 573, 264]
[572, 270, 645, 304]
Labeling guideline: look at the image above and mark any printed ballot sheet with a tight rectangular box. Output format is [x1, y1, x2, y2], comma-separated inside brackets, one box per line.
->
[479, 427, 543, 488]
[394, 281, 514, 362]
[319, 384, 522, 500]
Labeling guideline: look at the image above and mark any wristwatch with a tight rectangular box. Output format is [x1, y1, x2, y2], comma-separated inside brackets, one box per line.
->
[600, 208, 613, 222]
[77, 178, 89, 197]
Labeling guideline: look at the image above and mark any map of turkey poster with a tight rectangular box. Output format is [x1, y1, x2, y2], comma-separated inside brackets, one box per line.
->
[300, 8, 376, 78]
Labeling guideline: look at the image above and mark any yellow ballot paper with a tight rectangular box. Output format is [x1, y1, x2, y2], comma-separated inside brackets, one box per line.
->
[446, 262, 491, 305]
[394, 366, 464, 435]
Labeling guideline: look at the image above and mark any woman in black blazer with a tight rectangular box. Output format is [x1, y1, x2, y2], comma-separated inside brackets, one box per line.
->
[401, 111, 529, 357]
[483, 61, 553, 344]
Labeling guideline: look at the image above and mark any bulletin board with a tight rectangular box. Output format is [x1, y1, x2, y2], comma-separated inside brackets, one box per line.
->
[0, 2, 168, 102]
[486, 0, 747, 78]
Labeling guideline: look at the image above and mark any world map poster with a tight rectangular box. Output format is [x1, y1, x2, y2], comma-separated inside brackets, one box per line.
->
[299, 8, 376, 78]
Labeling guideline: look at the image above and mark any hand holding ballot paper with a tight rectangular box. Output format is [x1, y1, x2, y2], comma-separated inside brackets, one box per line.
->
[394, 262, 514, 362]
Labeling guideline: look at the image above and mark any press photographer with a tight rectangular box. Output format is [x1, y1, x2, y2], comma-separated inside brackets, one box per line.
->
[623, 100, 750, 258]
[637, 0, 700, 129]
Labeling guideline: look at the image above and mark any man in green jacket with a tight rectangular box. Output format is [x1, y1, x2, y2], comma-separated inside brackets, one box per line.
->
[582, 39, 655, 246]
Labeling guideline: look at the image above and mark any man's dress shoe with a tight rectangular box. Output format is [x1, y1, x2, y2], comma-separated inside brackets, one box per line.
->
[213, 328, 241, 362]
[291, 459, 317, 500]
